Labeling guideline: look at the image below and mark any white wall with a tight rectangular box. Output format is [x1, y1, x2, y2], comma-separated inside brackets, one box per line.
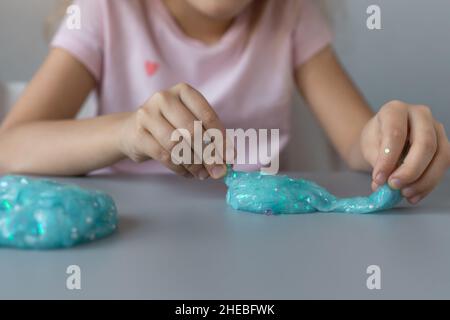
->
[0, 0, 55, 81]
[1, 0, 449, 171]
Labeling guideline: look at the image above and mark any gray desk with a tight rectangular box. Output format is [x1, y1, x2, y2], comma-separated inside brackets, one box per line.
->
[0, 172, 449, 299]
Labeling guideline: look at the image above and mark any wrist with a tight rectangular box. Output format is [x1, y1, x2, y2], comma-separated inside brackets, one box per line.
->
[109, 112, 134, 160]
[346, 131, 372, 172]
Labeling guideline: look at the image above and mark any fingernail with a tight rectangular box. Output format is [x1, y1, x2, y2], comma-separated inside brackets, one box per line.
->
[408, 195, 422, 205]
[389, 178, 402, 189]
[198, 169, 209, 180]
[212, 165, 226, 179]
[375, 172, 387, 185]
[402, 187, 416, 198]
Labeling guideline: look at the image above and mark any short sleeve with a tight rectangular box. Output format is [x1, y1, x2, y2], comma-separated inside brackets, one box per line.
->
[292, 0, 333, 68]
[51, 0, 104, 81]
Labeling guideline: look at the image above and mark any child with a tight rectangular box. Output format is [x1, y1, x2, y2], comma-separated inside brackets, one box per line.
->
[0, 0, 448, 205]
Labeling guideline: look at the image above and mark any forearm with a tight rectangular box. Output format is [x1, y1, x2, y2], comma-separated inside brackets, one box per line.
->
[295, 46, 374, 170]
[0, 113, 130, 176]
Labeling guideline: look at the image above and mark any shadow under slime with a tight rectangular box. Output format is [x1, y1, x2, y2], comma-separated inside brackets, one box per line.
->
[143, 174, 227, 199]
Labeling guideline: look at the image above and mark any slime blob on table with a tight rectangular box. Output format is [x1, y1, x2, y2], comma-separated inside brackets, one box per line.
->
[0, 175, 118, 250]
[224, 167, 402, 214]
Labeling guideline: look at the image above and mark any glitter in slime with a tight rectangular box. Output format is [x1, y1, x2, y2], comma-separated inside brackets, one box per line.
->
[224, 166, 402, 214]
[0, 175, 118, 250]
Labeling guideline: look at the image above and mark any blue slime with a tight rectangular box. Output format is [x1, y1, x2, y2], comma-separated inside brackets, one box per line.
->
[224, 167, 402, 214]
[0, 175, 118, 249]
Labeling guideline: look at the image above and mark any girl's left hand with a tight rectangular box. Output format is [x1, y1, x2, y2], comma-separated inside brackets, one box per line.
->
[361, 100, 450, 204]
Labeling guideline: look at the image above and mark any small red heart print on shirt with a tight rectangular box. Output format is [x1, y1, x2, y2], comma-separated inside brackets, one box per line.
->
[145, 61, 159, 76]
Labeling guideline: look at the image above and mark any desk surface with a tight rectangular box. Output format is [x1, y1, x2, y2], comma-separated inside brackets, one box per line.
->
[0, 171, 449, 299]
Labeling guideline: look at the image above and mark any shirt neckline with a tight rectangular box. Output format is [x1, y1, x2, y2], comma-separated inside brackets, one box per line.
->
[152, 0, 250, 52]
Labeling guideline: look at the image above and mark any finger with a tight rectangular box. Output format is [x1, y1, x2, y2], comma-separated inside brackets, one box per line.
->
[371, 181, 379, 192]
[175, 83, 231, 168]
[172, 83, 225, 133]
[401, 122, 450, 203]
[137, 128, 191, 178]
[174, 137, 211, 180]
[172, 83, 230, 177]
[159, 93, 223, 179]
[372, 101, 409, 185]
[389, 106, 437, 189]
[138, 109, 207, 179]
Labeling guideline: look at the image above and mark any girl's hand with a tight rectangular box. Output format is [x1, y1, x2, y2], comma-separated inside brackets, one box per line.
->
[118, 83, 228, 180]
[361, 100, 450, 204]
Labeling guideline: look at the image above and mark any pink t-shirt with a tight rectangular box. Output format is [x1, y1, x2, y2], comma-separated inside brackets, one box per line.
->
[52, 0, 332, 174]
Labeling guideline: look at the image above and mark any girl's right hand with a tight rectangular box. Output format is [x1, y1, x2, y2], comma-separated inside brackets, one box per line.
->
[118, 83, 229, 180]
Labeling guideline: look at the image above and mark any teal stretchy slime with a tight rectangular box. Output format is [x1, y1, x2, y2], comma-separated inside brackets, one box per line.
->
[0, 175, 118, 249]
[224, 167, 402, 214]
